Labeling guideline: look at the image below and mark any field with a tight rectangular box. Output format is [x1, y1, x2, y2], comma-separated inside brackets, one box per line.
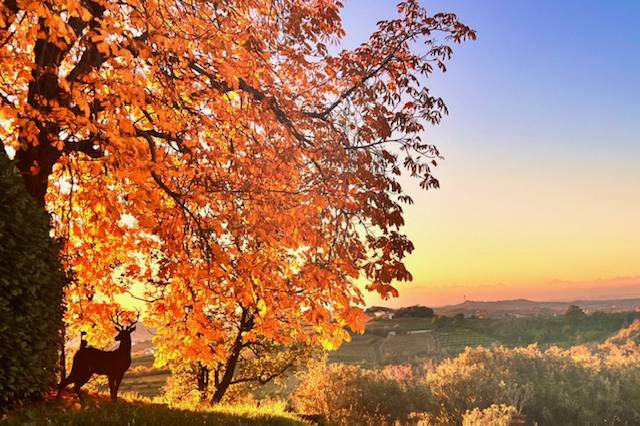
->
[118, 355, 170, 398]
[112, 311, 640, 399]
[330, 311, 640, 366]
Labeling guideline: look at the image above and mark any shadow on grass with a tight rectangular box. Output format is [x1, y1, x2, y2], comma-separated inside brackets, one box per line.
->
[2, 393, 307, 426]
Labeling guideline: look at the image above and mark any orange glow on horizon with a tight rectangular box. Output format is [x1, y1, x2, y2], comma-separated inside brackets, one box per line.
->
[363, 161, 640, 308]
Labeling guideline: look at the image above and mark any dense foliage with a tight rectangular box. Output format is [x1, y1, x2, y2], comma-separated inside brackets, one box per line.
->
[426, 343, 640, 425]
[607, 319, 640, 345]
[461, 404, 517, 426]
[459, 311, 640, 347]
[293, 335, 640, 425]
[364, 311, 640, 347]
[0, 149, 64, 406]
[291, 359, 430, 426]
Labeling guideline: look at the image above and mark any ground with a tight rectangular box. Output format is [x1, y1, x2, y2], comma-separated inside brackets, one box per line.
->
[1, 393, 306, 426]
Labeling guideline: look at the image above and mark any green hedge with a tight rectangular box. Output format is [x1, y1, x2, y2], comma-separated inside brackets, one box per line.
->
[0, 148, 64, 407]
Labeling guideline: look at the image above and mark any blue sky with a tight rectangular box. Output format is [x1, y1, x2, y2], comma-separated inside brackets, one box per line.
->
[340, 1, 640, 306]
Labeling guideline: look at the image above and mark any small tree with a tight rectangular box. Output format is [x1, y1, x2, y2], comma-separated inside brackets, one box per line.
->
[565, 305, 585, 317]
[162, 319, 316, 404]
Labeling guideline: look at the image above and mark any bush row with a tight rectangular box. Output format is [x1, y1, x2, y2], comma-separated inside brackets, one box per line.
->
[292, 338, 640, 425]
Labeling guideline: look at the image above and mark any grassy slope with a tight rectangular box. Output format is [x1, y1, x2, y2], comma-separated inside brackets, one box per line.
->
[117, 354, 170, 398]
[1, 394, 306, 426]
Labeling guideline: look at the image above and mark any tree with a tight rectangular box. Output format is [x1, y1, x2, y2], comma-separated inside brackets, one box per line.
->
[565, 305, 585, 317]
[396, 305, 435, 318]
[1, 0, 475, 397]
[165, 340, 316, 405]
[148, 210, 364, 403]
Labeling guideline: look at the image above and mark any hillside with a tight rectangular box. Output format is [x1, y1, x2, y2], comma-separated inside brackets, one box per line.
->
[329, 309, 640, 366]
[433, 297, 640, 317]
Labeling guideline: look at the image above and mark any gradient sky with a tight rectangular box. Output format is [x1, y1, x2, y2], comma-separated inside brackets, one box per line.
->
[340, 1, 640, 307]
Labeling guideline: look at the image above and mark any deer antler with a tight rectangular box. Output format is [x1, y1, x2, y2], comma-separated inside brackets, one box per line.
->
[126, 309, 141, 331]
[110, 309, 140, 331]
[110, 311, 125, 331]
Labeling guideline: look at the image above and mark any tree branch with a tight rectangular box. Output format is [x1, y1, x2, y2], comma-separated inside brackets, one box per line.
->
[64, 136, 103, 158]
[188, 62, 314, 147]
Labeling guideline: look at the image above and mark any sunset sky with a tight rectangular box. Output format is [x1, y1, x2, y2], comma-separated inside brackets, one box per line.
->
[346, 1, 640, 307]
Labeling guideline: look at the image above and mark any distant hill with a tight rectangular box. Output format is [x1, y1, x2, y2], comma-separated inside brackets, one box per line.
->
[130, 323, 155, 354]
[433, 298, 640, 317]
[131, 322, 155, 343]
[66, 322, 155, 353]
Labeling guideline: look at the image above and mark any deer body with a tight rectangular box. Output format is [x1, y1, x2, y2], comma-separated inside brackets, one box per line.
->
[58, 318, 137, 401]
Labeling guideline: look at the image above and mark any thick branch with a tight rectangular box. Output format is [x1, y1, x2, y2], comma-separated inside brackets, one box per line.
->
[188, 62, 313, 147]
[229, 358, 296, 386]
[67, 31, 148, 83]
[64, 136, 103, 158]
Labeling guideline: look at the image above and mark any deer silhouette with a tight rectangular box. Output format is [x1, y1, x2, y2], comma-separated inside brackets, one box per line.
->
[58, 311, 138, 401]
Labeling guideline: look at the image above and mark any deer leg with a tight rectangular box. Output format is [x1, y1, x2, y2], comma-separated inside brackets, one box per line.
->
[73, 373, 92, 400]
[108, 375, 117, 401]
[111, 373, 124, 401]
[56, 374, 74, 398]
[73, 381, 83, 401]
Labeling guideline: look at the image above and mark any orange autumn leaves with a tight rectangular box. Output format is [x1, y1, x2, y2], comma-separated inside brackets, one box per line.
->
[0, 0, 474, 364]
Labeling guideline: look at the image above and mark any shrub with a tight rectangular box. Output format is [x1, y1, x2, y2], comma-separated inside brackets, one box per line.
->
[426, 344, 640, 425]
[607, 320, 640, 345]
[161, 363, 205, 408]
[291, 358, 432, 426]
[462, 404, 517, 426]
[0, 149, 64, 407]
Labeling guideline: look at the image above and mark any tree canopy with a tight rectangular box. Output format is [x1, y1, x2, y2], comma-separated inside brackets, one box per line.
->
[0, 0, 475, 398]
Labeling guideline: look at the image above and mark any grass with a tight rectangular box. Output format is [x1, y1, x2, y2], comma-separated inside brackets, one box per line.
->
[89, 353, 170, 399]
[365, 317, 436, 336]
[1, 394, 307, 426]
[118, 367, 169, 399]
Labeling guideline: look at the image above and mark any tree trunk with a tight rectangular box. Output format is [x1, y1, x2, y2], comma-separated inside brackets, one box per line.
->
[210, 308, 254, 404]
[210, 333, 243, 403]
[10, 3, 106, 206]
[197, 362, 209, 392]
[14, 136, 60, 207]
[59, 323, 67, 382]
[13, 23, 66, 206]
